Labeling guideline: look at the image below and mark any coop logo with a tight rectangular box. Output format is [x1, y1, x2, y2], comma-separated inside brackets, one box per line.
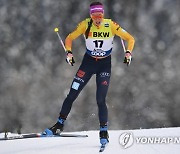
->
[119, 132, 134, 149]
[119, 131, 180, 149]
[91, 49, 106, 57]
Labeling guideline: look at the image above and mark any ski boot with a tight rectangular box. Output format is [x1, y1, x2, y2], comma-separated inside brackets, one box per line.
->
[99, 125, 109, 145]
[42, 117, 65, 136]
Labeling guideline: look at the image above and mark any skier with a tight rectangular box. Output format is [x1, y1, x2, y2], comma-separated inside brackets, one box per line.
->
[43, 1, 135, 145]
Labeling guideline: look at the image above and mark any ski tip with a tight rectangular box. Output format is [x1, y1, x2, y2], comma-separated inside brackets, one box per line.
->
[99, 148, 105, 152]
[99, 143, 108, 152]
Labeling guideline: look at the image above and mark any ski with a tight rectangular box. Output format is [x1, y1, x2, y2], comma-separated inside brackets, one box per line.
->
[0, 133, 88, 141]
[99, 143, 108, 152]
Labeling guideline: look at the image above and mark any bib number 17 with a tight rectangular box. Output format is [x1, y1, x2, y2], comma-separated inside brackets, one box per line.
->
[93, 40, 103, 48]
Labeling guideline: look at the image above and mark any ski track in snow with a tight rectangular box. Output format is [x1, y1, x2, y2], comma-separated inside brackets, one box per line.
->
[0, 127, 180, 154]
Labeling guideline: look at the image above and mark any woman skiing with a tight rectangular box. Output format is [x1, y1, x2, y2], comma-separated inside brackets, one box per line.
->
[43, 1, 135, 146]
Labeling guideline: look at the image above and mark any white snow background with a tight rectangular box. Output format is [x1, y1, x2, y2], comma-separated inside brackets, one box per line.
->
[0, 127, 180, 154]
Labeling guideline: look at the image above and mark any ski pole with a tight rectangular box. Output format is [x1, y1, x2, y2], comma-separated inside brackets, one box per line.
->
[121, 38, 131, 66]
[121, 38, 126, 53]
[54, 27, 75, 66]
[54, 27, 66, 52]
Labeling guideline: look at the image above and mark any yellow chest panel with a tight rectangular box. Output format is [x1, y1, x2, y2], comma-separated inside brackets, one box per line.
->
[84, 18, 114, 57]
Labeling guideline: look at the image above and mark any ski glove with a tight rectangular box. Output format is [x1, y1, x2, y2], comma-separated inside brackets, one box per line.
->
[66, 50, 75, 66]
[124, 51, 132, 66]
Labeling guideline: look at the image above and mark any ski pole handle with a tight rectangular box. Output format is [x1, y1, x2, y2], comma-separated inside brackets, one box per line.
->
[121, 38, 132, 66]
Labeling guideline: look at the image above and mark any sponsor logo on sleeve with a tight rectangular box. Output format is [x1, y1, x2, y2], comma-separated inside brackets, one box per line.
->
[122, 29, 127, 33]
[116, 26, 120, 31]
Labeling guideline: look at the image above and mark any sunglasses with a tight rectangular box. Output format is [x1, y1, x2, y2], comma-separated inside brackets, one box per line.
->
[91, 15, 103, 19]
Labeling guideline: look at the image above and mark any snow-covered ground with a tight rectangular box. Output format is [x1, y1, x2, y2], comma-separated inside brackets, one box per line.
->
[0, 127, 180, 154]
